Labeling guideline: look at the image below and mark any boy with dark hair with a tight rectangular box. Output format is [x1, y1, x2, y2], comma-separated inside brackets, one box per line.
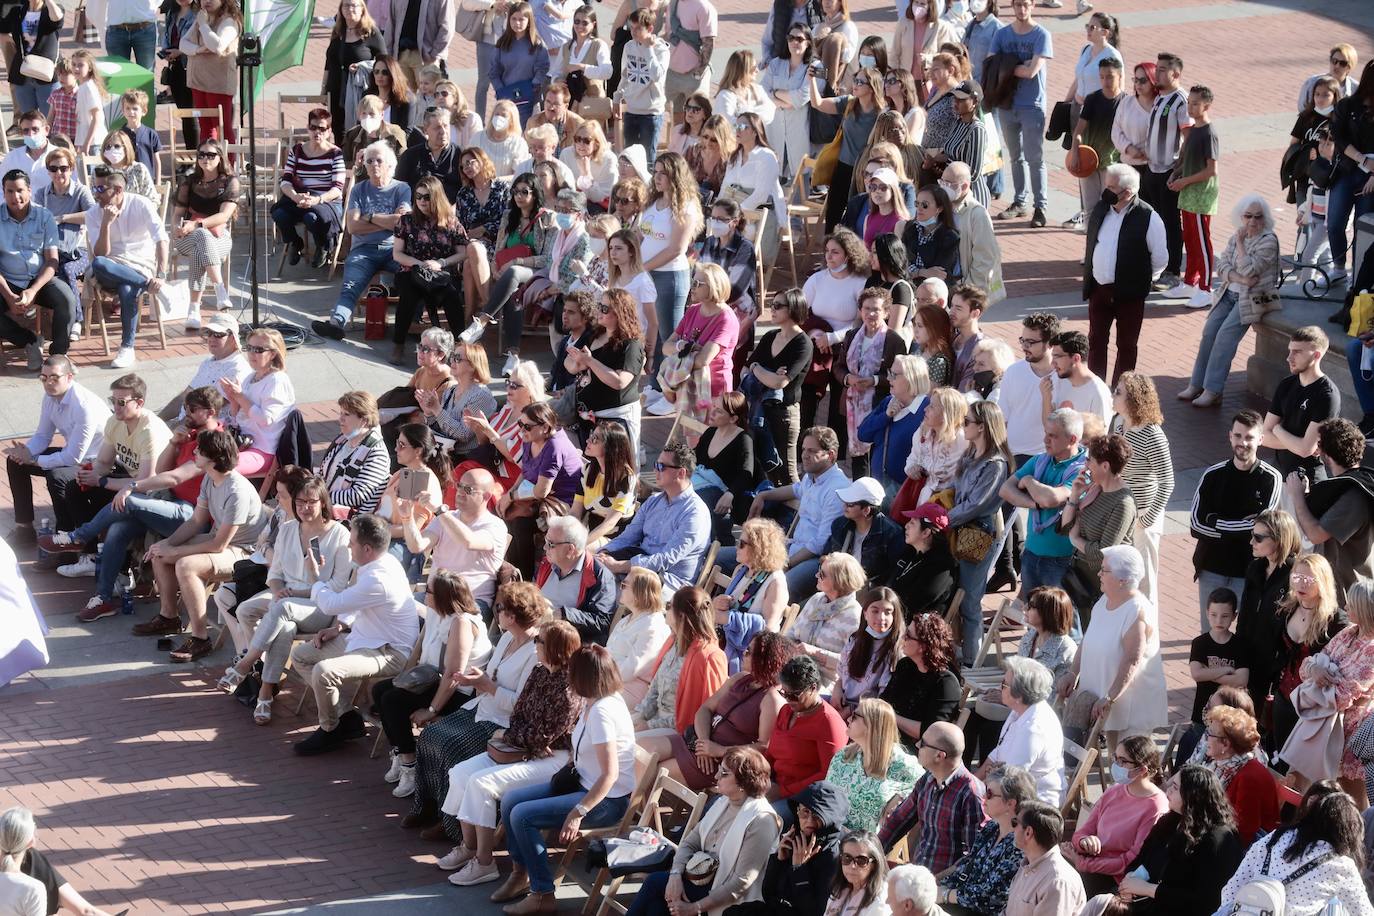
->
[1189, 586, 1250, 726]
[1169, 85, 1220, 307]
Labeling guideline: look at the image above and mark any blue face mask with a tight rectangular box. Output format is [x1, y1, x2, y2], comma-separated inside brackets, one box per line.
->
[22, 135, 43, 150]
[865, 625, 889, 639]
[917, 216, 938, 228]
[1110, 761, 1134, 784]
[858, 54, 877, 70]
[554, 212, 575, 231]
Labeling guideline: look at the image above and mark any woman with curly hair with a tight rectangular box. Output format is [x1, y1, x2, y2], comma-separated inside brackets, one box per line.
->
[1109, 372, 1173, 603]
[882, 612, 959, 752]
[563, 287, 645, 457]
[1200, 704, 1278, 845]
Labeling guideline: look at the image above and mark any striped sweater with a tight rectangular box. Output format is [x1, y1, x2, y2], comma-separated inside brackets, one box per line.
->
[1110, 420, 1175, 529]
[281, 143, 346, 195]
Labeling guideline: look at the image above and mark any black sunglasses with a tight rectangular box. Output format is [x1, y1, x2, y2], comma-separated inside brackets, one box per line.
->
[196, 150, 220, 159]
[244, 344, 271, 354]
[46, 164, 71, 173]
[414, 193, 432, 201]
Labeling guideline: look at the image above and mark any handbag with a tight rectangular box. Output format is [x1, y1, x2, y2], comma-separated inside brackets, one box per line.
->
[1347, 291, 1374, 337]
[577, 95, 614, 122]
[683, 850, 719, 886]
[887, 474, 925, 523]
[495, 242, 533, 273]
[495, 79, 536, 105]
[812, 128, 844, 188]
[394, 664, 442, 693]
[19, 54, 55, 83]
[950, 522, 995, 563]
[486, 737, 529, 764]
[409, 264, 453, 292]
[454, 4, 487, 41]
[551, 383, 580, 428]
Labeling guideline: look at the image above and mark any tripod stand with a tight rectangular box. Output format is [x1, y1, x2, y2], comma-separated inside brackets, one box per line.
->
[236, 34, 263, 326]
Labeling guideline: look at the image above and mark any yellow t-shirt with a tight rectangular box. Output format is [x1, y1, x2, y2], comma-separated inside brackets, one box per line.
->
[575, 464, 635, 519]
[103, 412, 172, 479]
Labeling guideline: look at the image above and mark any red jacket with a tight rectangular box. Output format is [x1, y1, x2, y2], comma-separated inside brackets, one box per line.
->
[1227, 756, 1280, 845]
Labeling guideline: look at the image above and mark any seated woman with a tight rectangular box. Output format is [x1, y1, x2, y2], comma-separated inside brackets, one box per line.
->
[98, 131, 158, 200]
[633, 586, 728, 738]
[214, 474, 352, 724]
[1201, 704, 1280, 846]
[831, 587, 903, 719]
[169, 138, 238, 328]
[653, 262, 741, 422]
[767, 655, 848, 804]
[222, 327, 295, 477]
[316, 390, 391, 518]
[455, 151, 516, 318]
[720, 111, 784, 254]
[404, 581, 544, 836]
[885, 503, 958, 616]
[459, 358, 545, 495]
[881, 611, 960, 753]
[570, 421, 636, 550]
[376, 571, 494, 797]
[605, 567, 672, 709]
[475, 99, 530, 176]
[684, 114, 733, 204]
[693, 392, 757, 545]
[856, 353, 930, 499]
[604, 227, 659, 350]
[1017, 586, 1079, 682]
[417, 342, 498, 462]
[911, 303, 955, 388]
[903, 386, 967, 506]
[624, 747, 782, 916]
[494, 645, 640, 912]
[559, 120, 617, 210]
[823, 831, 890, 916]
[535, 517, 619, 646]
[899, 184, 961, 283]
[272, 107, 345, 269]
[436, 618, 582, 887]
[834, 287, 905, 479]
[390, 174, 468, 366]
[497, 402, 582, 577]
[699, 200, 760, 385]
[380, 326, 454, 456]
[824, 698, 922, 833]
[785, 552, 866, 693]
[610, 174, 647, 233]
[376, 422, 450, 581]
[1063, 734, 1168, 898]
[937, 763, 1033, 915]
[713, 518, 790, 673]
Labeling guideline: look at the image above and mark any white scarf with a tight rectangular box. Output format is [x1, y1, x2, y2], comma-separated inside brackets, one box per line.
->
[693, 795, 776, 914]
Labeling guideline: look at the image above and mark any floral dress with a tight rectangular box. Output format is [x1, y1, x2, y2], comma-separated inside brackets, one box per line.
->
[394, 214, 467, 261]
[942, 820, 1026, 916]
[824, 745, 923, 833]
[1302, 624, 1374, 780]
[454, 178, 512, 247]
[636, 646, 685, 730]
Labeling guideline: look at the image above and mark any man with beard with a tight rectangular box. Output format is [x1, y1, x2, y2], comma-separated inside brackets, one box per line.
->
[1287, 417, 1374, 602]
[1041, 330, 1112, 426]
[42, 386, 229, 622]
[1188, 408, 1281, 631]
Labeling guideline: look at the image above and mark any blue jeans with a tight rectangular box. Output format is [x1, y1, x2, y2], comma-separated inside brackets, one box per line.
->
[1188, 289, 1246, 393]
[1020, 550, 1072, 609]
[997, 107, 1048, 210]
[958, 521, 1012, 666]
[387, 539, 426, 583]
[91, 256, 151, 348]
[474, 41, 497, 120]
[331, 242, 398, 325]
[501, 781, 630, 893]
[626, 869, 710, 916]
[1326, 167, 1374, 269]
[11, 80, 54, 116]
[75, 494, 194, 600]
[105, 23, 157, 70]
[1347, 336, 1374, 416]
[648, 267, 688, 375]
[1197, 570, 1246, 635]
[622, 113, 663, 168]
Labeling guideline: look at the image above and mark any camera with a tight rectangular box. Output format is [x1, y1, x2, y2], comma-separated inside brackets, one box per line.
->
[238, 32, 262, 67]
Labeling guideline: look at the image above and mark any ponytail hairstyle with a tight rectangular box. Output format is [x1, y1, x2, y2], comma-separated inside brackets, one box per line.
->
[1090, 12, 1121, 49]
[397, 422, 453, 491]
[0, 807, 35, 874]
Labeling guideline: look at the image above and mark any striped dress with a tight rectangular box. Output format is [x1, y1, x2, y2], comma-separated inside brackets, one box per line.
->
[944, 116, 989, 207]
[1110, 419, 1175, 530]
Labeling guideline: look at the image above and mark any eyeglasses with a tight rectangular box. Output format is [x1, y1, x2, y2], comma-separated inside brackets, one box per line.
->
[654, 461, 680, 472]
[574, 135, 594, 144]
[854, 79, 871, 88]
[92, 185, 109, 194]
[456, 483, 480, 496]
[1250, 531, 1272, 542]
[245, 344, 271, 354]
[508, 380, 525, 390]
[109, 396, 140, 407]
[1084, 22, 1100, 29]
[597, 303, 612, 314]
[883, 76, 901, 86]
[1017, 337, 1043, 347]
[1292, 574, 1316, 585]
[841, 854, 874, 868]
[417, 344, 444, 355]
[917, 740, 948, 755]
[613, 195, 634, 205]
[545, 539, 575, 549]
[196, 150, 219, 159]
[414, 193, 432, 202]
[201, 329, 231, 340]
[45, 164, 71, 173]
[691, 278, 708, 288]
[1205, 731, 1225, 740]
[308, 123, 330, 131]
[1332, 57, 1350, 66]
[38, 373, 67, 382]
[737, 538, 752, 548]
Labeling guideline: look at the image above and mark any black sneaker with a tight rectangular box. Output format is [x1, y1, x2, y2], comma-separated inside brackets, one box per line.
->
[9, 524, 36, 546]
[311, 244, 331, 269]
[311, 318, 346, 340]
[1030, 208, 1047, 228]
[294, 726, 346, 756]
[338, 709, 366, 739]
[287, 241, 303, 265]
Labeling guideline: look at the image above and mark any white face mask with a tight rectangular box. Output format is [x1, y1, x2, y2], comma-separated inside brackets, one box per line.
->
[910, 4, 927, 21]
[708, 218, 732, 237]
[588, 237, 606, 256]
[359, 115, 382, 133]
[1316, 104, 1334, 115]
[491, 114, 510, 132]
[939, 180, 961, 199]
[102, 147, 125, 165]
[1110, 761, 1134, 784]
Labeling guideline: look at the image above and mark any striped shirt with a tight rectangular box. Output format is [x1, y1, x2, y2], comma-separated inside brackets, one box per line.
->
[945, 117, 989, 207]
[281, 143, 346, 195]
[1146, 88, 1192, 174]
[1110, 419, 1175, 530]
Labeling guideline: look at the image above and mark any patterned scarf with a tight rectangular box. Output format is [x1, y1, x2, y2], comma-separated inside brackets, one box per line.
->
[844, 327, 887, 458]
[1204, 750, 1255, 788]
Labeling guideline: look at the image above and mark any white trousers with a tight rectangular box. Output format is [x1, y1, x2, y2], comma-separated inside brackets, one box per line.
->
[440, 749, 571, 828]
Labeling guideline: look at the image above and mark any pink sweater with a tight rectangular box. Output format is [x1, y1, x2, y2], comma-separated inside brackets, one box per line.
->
[1071, 783, 1169, 881]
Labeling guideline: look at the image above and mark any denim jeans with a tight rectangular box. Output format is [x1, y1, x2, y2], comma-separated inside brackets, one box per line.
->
[91, 256, 151, 348]
[105, 23, 157, 70]
[958, 521, 1012, 666]
[74, 494, 194, 600]
[501, 781, 629, 892]
[1346, 336, 1374, 416]
[997, 107, 1048, 210]
[387, 538, 426, 583]
[1197, 571, 1247, 634]
[1019, 550, 1072, 598]
[331, 242, 398, 325]
[474, 42, 497, 120]
[626, 870, 711, 916]
[1326, 168, 1374, 269]
[622, 113, 664, 168]
[649, 267, 688, 375]
[1188, 289, 1246, 393]
[482, 263, 536, 352]
[11, 80, 54, 116]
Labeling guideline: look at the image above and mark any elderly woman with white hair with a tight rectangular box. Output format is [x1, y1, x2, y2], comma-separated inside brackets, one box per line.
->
[0, 806, 43, 915]
[856, 353, 931, 499]
[975, 656, 1065, 807]
[461, 358, 547, 490]
[1177, 194, 1281, 408]
[968, 338, 1015, 402]
[535, 516, 620, 645]
[1057, 544, 1168, 754]
[887, 863, 947, 916]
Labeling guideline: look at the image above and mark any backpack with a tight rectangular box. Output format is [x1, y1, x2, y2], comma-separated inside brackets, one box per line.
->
[1227, 878, 1285, 916]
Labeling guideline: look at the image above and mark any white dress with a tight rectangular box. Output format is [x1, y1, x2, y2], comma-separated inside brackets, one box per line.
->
[1078, 593, 1167, 734]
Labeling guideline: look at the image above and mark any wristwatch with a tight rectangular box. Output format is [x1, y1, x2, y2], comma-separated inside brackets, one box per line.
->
[573, 803, 589, 817]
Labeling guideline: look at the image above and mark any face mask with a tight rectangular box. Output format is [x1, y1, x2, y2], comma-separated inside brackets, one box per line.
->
[588, 237, 607, 256]
[22, 135, 43, 150]
[708, 218, 731, 237]
[1316, 104, 1334, 116]
[910, 4, 927, 20]
[973, 369, 996, 391]
[864, 625, 889, 639]
[491, 114, 510, 132]
[554, 212, 575, 231]
[858, 54, 876, 69]
[1101, 188, 1120, 206]
[102, 147, 125, 165]
[917, 216, 937, 228]
[359, 115, 382, 133]
[1110, 762, 1134, 784]
[939, 180, 961, 200]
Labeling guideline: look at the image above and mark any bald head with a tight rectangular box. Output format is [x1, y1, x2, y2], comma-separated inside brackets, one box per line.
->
[465, 467, 496, 495]
[924, 722, 964, 762]
[944, 161, 971, 186]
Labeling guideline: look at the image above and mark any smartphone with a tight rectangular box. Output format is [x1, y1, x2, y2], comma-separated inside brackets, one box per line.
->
[397, 467, 427, 501]
[309, 536, 323, 565]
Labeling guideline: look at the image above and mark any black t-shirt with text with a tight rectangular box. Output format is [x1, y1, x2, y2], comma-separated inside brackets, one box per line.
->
[1190, 630, 1251, 723]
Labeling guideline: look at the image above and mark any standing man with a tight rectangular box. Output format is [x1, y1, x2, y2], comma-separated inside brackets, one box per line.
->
[949, 284, 988, 393]
[0, 112, 56, 193]
[1002, 802, 1085, 916]
[664, 0, 717, 123]
[86, 168, 169, 369]
[940, 162, 1003, 305]
[991, 0, 1053, 228]
[104, 0, 160, 70]
[998, 408, 1086, 598]
[1288, 418, 1374, 602]
[374, 0, 455, 88]
[1083, 164, 1167, 385]
[1190, 409, 1281, 631]
[1043, 331, 1112, 425]
[1263, 325, 1339, 488]
[4, 356, 109, 542]
[0, 169, 74, 368]
[1141, 52, 1192, 291]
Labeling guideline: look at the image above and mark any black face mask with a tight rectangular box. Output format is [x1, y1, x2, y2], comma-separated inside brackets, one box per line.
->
[973, 369, 997, 393]
[1101, 188, 1120, 206]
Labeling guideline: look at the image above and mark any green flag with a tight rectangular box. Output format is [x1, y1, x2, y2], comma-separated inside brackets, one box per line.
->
[245, 0, 316, 99]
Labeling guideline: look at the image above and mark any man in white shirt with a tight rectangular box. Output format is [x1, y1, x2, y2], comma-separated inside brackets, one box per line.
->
[977, 656, 1065, 807]
[4, 355, 110, 541]
[86, 168, 169, 369]
[156, 312, 251, 423]
[292, 513, 419, 755]
[0, 112, 55, 193]
[940, 162, 1003, 304]
[1001, 313, 1059, 466]
[1043, 330, 1111, 426]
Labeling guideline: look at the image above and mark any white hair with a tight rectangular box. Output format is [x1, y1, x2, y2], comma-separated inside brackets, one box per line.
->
[362, 140, 397, 170]
[972, 337, 1016, 375]
[509, 360, 547, 402]
[887, 864, 937, 911]
[1046, 407, 1083, 440]
[1002, 655, 1054, 705]
[420, 326, 454, 355]
[1105, 163, 1140, 195]
[0, 807, 34, 873]
[1101, 544, 1145, 590]
[918, 277, 948, 304]
[546, 515, 588, 553]
[1230, 192, 1275, 233]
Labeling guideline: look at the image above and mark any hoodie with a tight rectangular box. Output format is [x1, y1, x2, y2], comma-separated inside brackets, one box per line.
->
[761, 780, 851, 916]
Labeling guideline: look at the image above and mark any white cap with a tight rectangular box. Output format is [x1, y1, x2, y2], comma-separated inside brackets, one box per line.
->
[836, 477, 885, 506]
[203, 313, 238, 335]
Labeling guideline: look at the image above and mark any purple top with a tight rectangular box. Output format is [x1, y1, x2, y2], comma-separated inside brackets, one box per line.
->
[521, 429, 582, 504]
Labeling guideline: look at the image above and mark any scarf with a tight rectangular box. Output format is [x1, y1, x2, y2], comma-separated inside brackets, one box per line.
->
[693, 795, 778, 915]
[1204, 750, 1255, 788]
[844, 327, 887, 458]
[549, 226, 584, 285]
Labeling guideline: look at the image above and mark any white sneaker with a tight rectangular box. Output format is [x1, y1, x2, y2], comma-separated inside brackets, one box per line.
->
[1166, 282, 1199, 298]
[1077, 0, 1092, 11]
[437, 844, 474, 871]
[46, 530, 80, 549]
[646, 394, 678, 416]
[69, 322, 82, 341]
[501, 351, 521, 377]
[110, 346, 136, 369]
[185, 312, 202, 332]
[1329, 268, 1349, 284]
[215, 284, 233, 310]
[1188, 289, 1214, 309]
[449, 858, 500, 886]
[391, 764, 417, 797]
[384, 748, 404, 783]
[58, 554, 98, 578]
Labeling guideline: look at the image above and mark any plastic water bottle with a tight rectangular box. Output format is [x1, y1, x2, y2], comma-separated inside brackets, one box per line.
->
[119, 571, 135, 615]
[37, 518, 51, 537]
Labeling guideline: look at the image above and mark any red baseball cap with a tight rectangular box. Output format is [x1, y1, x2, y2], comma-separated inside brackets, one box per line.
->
[900, 502, 950, 531]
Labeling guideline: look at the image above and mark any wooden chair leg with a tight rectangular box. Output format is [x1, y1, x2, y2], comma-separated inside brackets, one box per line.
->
[148, 289, 166, 350]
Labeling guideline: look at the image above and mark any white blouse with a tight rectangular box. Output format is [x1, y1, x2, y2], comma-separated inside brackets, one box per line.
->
[559, 145, 619, 204]
[476, 130, 530, 177]
[714, 84, 777, 127]
[267, 520, 353, 593]
[721, 146, 785, 214]
[234, 370, 296, 455]
[467, 630, 540, 727]
[606, 609, 672, 709]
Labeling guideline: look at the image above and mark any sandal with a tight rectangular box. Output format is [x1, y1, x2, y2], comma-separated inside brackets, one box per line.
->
[217, 667, 244, 692]
[253, 698, 273, 726]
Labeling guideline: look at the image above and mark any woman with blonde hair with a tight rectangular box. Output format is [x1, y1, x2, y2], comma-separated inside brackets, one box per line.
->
[69, 49, 107, 154]
[98, 131, 157, 198]
[560, 119, 618, 208]
[1268, 553, 1348, 751]
[1109, 372, 1174, 603]
[824, 697, 922, 832]
[0, 806, 43, 914]
[221, 327, 295, 475]
[476, 98, 530, 175]
[389, 174, 467, 364]
[712, 517, 791, 672]
[852, 112, 923, 198]
[459, 358, 546, 492]
[641, 151, 704, 371]
[856, 352, 929, 497]
[684, 114, 735, 203]
[715, 49, 776, 124]
[418, 341, 498, 460]
[786, 552, 867, 691]
[605, 567, 672, 708]
[903, 386, 966, 504]
[654, 262, 739, 421]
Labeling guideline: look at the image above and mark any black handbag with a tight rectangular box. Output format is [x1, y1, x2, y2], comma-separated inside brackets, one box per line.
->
[550, 726, 586, 795]
[410, 264, 453, 292]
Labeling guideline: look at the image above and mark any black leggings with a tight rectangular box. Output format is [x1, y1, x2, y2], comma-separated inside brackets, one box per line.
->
[393, 271, 464, 344]
[372, 679, 463, 755]
[823, 160, 856, 233]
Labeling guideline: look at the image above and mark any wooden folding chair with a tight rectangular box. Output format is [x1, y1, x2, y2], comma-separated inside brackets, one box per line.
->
[942, 588, 966, 633]
[555, 746, 661, 893]
[779, 602, 801, 634]
[663, 409, 708, 448]
[168, 107, 223, 172]
[694, 541, 720, 591]
[86, 183, 169, 355]
[741, 208, 771, 308]
[592, 768, 710, 916]
[704, 566, 732, 598]
[973, 598, 1014, 668]
[787, 156, 826, 264]
[1060, 699, 1110, 821]
[1160, 721, 1188, 775]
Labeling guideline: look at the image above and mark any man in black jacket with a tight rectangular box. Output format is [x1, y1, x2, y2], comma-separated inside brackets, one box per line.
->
[1083, 163, 1167, 385]
[1288, 417, 1374, 603]
[824, 476, 905, 586]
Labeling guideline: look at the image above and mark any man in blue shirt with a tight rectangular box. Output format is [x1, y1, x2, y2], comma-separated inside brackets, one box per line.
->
[991, 0, 1053, 227]
[998, 407, 1085, 600]
[599, 440, 711, 593]
[0, 168, 74, 368]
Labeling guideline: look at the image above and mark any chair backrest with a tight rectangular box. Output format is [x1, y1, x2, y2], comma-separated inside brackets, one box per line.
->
[741, 207, 771, 297]
[168, 108, 222, 167]
[974, 598, 1014, 668]
[278, 94, 329, 132]
[706, 567, 732, 597]
[942, 588, 965, 630]
[694, 541, 721, 591]
[609, 603, 630, 633]
[665, 410, 708, 448]
[779, 602, 801, 634]
[1060, 699, 1111, 819]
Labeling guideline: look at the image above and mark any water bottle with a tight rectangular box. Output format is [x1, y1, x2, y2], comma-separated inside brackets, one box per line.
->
[38, 517, 52, 537]
[119, 571, 135, 615]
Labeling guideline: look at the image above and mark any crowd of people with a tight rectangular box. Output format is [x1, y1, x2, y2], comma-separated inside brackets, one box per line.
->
[4, 0, 1374, 914]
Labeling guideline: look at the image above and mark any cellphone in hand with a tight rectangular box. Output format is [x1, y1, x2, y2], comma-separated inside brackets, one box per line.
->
[396, 467, 427, 501]
[309, 536, 323, 565]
